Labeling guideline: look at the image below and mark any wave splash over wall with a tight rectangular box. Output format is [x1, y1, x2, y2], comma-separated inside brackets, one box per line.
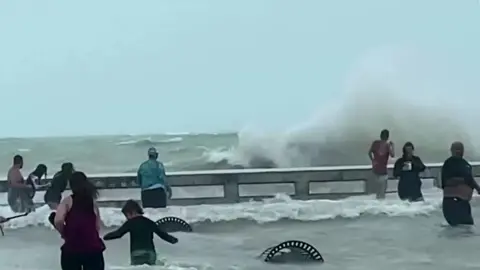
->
[204, 46, 480, 169]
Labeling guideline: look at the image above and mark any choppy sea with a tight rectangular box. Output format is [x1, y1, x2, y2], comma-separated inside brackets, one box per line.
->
[0, 134, 478, 269]
[0, 132, 478, 177]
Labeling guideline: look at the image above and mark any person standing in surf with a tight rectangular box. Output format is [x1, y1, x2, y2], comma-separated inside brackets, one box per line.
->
[24, 164, 49, 212]
[368, 129, 395, 199]
[7, 155, 31, 213]
[103, 199, 178, 265]
[137, 147, 172, 208]
[53, 171, 105, 270]
[441, 142, 480, 226]
[44, 162, 75, 209]
[393, 142, 426, 202]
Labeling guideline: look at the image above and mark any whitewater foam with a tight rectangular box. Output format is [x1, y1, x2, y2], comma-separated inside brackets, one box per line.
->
[0, 190, 444, 230]
[202, 46, 480, 170]
[116, 137, 183, 146]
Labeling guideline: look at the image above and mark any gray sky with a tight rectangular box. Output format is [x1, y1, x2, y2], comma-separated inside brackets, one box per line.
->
[1, 0, 479, 137]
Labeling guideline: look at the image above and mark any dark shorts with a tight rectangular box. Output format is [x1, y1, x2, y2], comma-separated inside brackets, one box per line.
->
[44, 190, 62, 205]
[131, 250, 157, 265]
[141, 188, 167, 208]
[442, 197, 474, 226]
[61, 251, 105, 270]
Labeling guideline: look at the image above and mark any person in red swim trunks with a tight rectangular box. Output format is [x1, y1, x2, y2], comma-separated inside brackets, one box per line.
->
[368, 129, 395, 199]
[53, 171, 105, 270]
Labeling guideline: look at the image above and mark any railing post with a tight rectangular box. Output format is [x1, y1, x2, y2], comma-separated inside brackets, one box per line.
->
[294, 179, 310, 200]
[223, 174, 240, 204]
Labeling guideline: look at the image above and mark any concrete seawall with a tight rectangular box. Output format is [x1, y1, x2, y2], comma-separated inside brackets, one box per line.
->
[1, 162, 480, 207]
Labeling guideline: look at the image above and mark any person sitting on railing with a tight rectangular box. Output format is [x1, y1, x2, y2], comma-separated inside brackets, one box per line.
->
[137, 147, 172, 208]
[393, 142, 426, 202]
[7, 155, 31, 213]
[44, 162, 75, 210]
[368, 129, 395, 199]
[441, 141, 480, 226]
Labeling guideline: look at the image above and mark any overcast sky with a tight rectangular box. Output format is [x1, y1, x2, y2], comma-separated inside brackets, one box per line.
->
[0, 0, 479, 137]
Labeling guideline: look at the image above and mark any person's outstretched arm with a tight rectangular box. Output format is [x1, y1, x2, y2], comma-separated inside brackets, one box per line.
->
[150, 220, 178, 244]
[103, 220, 130, 240]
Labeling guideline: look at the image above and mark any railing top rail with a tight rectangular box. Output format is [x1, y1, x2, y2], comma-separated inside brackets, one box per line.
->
[0, 161, 478, 181]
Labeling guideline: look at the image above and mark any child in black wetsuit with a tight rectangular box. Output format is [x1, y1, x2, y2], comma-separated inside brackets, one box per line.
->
[103, 200, 178, 265]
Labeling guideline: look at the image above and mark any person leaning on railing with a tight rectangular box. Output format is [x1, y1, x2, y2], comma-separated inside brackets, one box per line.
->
[137, 147, 172, 208]
[441, 141, 480, 226]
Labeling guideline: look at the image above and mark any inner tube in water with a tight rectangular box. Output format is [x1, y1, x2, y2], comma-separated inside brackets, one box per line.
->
[156, 216, 193, 232]
[258, 240, 324, 263]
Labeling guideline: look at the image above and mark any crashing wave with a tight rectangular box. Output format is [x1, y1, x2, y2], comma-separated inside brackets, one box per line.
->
[0, 191, 446, 230]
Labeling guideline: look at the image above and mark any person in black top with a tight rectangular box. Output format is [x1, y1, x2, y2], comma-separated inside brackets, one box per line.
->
[441, 141, 480, 226]
[103, 200, 178, 265]
[393, 142, 426, 202]
[44, 162, 74, 210]
[24, 164, 48, 212]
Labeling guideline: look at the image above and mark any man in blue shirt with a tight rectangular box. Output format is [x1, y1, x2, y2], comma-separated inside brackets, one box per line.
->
[137, 147, 171, 208]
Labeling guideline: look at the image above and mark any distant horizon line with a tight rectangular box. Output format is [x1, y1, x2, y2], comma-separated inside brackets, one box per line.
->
[0, 131, 238, 140]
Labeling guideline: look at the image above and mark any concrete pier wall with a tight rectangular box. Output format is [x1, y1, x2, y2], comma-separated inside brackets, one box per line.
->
[1, 162, 480, 207]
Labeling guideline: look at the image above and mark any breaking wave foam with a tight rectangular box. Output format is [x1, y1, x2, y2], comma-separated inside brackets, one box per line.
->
[116, 137, 183, 146]
[0, 190, 445, 230]
[200, 46, 480, 170]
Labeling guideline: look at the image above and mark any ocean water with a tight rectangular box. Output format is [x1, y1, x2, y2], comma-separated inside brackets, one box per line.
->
[1, 189, 479, 270]
[0, 128, 479, 178]
[2, 2, 480, 269]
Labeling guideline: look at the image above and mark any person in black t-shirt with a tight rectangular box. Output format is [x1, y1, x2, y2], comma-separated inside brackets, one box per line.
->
[103, 200, 178, 265]
[44, 163, 74, 210]
[441, 142, 480, 226]
[393, 142, 426, 202]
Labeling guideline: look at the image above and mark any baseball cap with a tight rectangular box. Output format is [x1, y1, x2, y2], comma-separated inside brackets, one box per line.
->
[147, 147, 158, 156]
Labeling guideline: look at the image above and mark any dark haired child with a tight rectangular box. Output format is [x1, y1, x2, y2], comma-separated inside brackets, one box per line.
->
[103, 199, 178, 265]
